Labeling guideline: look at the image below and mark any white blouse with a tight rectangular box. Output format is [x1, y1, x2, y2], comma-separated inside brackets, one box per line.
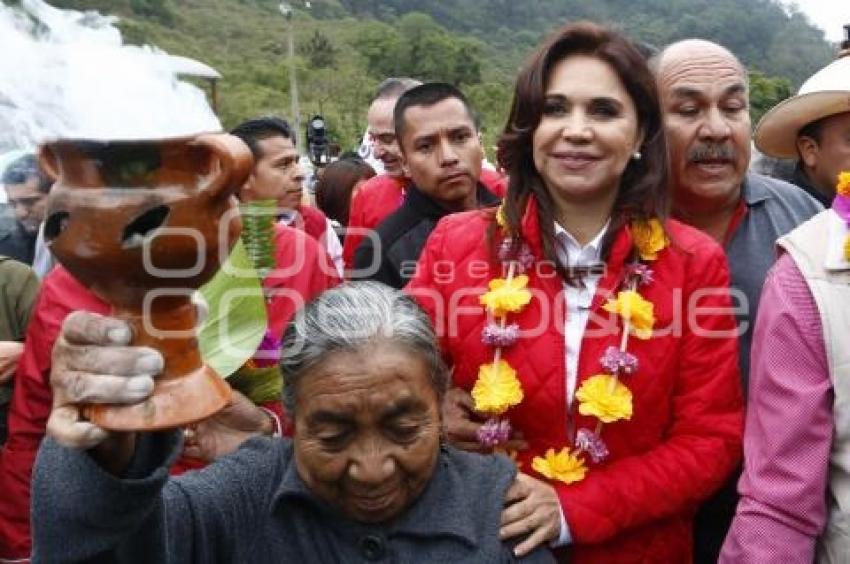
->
[552, 221, 608, 408]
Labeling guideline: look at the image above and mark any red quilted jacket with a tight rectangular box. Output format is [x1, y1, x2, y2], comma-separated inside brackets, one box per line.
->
[406, 197, 744, 563]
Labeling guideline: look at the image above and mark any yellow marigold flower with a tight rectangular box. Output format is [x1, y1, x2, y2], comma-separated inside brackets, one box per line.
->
[844, 234, 850, 262]
[472, 360, 524, 416]
[495, 205, 508, 229]
[631, 218, 668, 261]
[602, 290, 655, 339]
[480, 275, 532, 317]
[531, 447, 587, 484]
[837, 171, 850, 197]
[576, 374, 633, 423]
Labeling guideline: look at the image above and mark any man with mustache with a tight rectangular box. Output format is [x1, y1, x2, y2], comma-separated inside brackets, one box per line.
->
[353, 82, 498, 289]
[654, 39, 822, 563]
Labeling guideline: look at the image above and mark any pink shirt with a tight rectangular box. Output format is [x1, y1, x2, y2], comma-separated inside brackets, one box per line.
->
[720, 253, 831, 562]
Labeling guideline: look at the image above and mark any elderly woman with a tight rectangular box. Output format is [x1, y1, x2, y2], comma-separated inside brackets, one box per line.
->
[406, 22, 743, 562]
[31, 282, 552, 563]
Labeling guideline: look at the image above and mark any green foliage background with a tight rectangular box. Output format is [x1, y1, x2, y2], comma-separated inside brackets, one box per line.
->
[34, 0, 838, 155]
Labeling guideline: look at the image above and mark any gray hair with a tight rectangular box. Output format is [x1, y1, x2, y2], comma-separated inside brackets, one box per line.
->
[372, 77, 422, 103]
[280, 281, 448, 415]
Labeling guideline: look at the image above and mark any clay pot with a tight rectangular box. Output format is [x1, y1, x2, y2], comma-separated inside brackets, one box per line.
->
[40, 133, 253, 431]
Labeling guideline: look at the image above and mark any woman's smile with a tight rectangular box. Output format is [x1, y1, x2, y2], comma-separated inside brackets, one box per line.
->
[550, 150, 602, 171]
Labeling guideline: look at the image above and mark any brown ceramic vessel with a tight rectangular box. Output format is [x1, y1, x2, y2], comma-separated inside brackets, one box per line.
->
[40, 133, 253, 431]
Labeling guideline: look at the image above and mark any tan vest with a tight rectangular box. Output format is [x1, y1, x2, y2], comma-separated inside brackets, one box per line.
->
[778, 210, 850, 563]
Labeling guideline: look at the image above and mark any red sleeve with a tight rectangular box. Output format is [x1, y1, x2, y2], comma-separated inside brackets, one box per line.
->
[480, 168, 507, 198]
[264, 224, 339, 339]
[560, 244, 745, 544]
[296, 204, 330, 243]
[342, 176, 405, 274]
[0, 268, 107, 559]
[342, 187, 370, 273]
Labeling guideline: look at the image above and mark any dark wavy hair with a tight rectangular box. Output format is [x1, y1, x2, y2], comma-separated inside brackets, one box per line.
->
[314, 157, 375, 227]
[496, 21, 669, 276]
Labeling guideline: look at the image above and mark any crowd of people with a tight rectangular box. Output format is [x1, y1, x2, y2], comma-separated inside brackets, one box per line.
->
[1, 17, 850, 564]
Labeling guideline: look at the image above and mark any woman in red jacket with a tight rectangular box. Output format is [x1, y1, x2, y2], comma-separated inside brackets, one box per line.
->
[407, 22, 743, 563]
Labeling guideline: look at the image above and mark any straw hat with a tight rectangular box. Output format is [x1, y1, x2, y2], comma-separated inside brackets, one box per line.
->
[754, 55, 850, 159]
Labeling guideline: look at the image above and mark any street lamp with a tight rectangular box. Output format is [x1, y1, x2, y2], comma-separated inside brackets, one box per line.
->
[279, 2, 302, 152]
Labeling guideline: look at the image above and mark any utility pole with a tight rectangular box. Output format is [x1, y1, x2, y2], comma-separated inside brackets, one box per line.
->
[279, 2, 301, 152]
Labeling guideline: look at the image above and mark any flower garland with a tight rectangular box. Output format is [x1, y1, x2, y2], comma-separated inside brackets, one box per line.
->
[834, 171, 850, 262]
[472, 206, 667, 484]
[469, 210, 534, 447]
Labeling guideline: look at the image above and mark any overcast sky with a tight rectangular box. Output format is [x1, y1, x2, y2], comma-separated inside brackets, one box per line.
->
[785, 0, 849, 42]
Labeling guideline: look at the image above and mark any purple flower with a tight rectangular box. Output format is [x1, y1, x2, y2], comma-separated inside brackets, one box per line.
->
[834, 194, 850, 224]
[497, 239, 535, 273]
[599, 346, 638, 375]
[516, 243, 535, 272]
[497, 238, 515, 262]
[478, 418, 513, 447]
[575, 428, 609, 464]
[626, 263, 654, 286]
[481, 322, 520, 348]
[253, 330, 282, 368]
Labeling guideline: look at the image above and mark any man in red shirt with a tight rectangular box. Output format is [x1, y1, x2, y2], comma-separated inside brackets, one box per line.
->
[230, 116, 344, 276]
[343, 78, 422, 270]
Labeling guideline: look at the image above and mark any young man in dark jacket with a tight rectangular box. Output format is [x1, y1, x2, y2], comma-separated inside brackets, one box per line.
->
[353, 83, 499, 289]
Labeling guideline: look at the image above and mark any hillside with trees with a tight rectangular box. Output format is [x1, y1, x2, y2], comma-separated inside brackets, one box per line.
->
[34, 0, 839, 154]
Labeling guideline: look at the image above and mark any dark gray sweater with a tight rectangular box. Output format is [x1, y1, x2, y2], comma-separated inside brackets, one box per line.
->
[32, 433, 555, 563]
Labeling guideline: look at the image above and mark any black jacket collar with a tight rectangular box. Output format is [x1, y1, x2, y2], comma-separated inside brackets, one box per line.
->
[404, 182, 500, 220]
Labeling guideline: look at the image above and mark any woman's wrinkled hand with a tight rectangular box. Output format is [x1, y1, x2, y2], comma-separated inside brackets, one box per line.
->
[182, 390, 273, 461]
[500, 472, 563, 557]
[442, 386, 528, 452]
[46, 311, 163, 451]
[0, 341, 24, 384]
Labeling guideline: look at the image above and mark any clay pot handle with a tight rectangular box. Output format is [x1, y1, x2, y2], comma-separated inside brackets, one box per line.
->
[38, 145, 60, 182]
[193, 133, 253, 200]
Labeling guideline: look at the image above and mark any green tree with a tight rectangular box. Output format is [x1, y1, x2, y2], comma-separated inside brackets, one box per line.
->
[351, 21, 405, 77]
[300, 29, 338, 69]
[467, 81, 511, 158]
[128, 0, 175, 27]
[748, 70, 793, 124]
